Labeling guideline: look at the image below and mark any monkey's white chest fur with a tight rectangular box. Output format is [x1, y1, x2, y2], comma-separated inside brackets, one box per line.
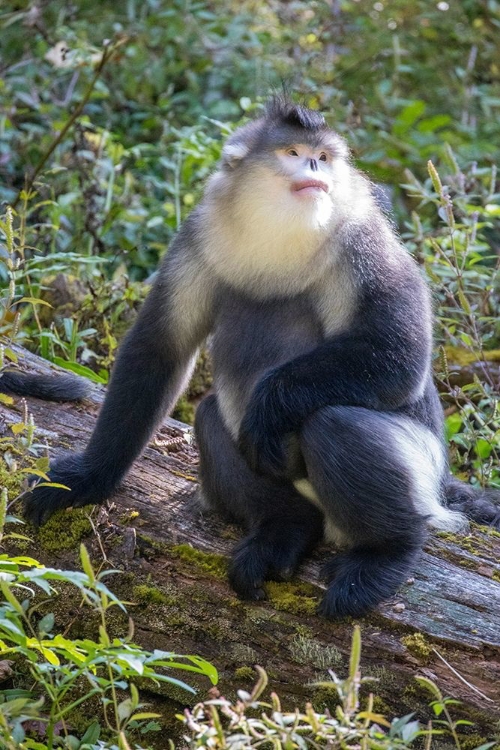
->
[201, 168, 337, 297]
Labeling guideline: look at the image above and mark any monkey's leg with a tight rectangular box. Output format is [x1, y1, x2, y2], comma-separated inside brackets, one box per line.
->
[444, 476, 500, 528]
[299, 406, 464, 619]
[195, 395, 324, 600]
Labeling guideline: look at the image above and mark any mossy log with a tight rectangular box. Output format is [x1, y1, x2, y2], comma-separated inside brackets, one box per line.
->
[2, 344, 500, 740]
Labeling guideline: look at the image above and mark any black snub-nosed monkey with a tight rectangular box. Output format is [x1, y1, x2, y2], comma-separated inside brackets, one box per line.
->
[7, 98, 500, 618]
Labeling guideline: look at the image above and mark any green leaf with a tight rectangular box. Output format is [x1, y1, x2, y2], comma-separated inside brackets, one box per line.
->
[415, 676, 443, 701]
[80, 544, 95, 583]
[20, 468, 50, 480]
[80, 721, 101, 745]
[393, 100, 426, 135]
[18, 297, 53, 307]
[401, 720, 422, 742]
[34, 482, 70, 490]
[27, 639, 60, 665]
[484, 204, 500, 216]
[130, 682, 139, 707]
[445, 413, 463, 440]
[119, 654, 144, 675]
[475, 439, 492, 459]
[129, 712, 161, 721]
[52, 356, 107, 384]
[38, 612, 55, 635]
[0, 579, 24, 615]
[3, 348, 18, 363]
[117, 697, 134, 722]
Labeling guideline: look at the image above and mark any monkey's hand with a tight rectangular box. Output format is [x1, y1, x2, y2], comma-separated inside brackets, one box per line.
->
[24, 453, 110, 526]
[238, 375, 291, 478]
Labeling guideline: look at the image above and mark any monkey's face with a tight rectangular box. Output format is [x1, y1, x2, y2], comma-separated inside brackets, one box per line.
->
[230, 148, 335, 236]
[275, 145, 334, 201]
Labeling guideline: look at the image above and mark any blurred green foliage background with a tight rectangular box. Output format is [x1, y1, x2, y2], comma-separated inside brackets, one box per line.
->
[1, 0, 500, 272]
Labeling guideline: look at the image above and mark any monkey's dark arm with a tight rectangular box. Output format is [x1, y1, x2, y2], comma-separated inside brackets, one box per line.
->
[25, 230, 215, 525]
[239, 264, 432, 477]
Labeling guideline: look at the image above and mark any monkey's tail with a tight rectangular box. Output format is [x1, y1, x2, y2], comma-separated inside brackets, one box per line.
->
[0, 370, 90, 402]
[319, 539, 423, 619]
[445, 476, 500, 529]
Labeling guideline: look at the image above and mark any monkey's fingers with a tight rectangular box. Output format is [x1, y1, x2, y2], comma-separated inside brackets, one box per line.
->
[23, 453, 103, 526]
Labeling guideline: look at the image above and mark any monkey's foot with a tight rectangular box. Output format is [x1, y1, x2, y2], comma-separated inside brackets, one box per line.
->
[23, 453, 106, 526]
[228, 519, 321, 601]
[319, 546, 420, 620]
[445, 479, 500, 529]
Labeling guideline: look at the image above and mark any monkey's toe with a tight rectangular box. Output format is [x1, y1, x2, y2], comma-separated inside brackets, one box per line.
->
[318, 591, 359, 620]
[228, 518, 320, 600]
[228, 539, 268, 601]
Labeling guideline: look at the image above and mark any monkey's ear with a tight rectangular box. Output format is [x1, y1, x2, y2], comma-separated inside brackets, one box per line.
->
[221, 121, 262, 168]
[222, 141, 251, 167]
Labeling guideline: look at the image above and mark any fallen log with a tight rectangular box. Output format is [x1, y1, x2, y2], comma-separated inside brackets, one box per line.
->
[1, 343, 500, 742]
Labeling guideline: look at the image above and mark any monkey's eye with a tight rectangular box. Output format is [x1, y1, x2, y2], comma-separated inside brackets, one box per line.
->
[287, 148, 299, 157]
[319, 153, 328, 162]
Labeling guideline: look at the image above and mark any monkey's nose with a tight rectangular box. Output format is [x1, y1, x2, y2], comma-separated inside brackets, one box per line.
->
[310, 159, 318, 172]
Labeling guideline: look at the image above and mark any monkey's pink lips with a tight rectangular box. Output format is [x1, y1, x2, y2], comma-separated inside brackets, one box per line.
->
[292, 179, 329, 196]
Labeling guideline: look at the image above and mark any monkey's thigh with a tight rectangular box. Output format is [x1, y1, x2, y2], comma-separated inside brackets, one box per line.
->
[195, 394, 324, 600]
[298, 405, 434, 547]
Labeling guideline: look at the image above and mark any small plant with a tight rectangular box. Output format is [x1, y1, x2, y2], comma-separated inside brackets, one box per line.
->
[180, 627, 496, 749]
[403, 157, 500, 489]
[0, 537, 217, 749]
[415, 676, 496, 750]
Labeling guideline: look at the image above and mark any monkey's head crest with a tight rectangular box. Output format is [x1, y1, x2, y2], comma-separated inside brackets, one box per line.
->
[265, 96, 327, 132]
[221, 97, 346, 169]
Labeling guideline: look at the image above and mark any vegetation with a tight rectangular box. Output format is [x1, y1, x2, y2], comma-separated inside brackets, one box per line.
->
[180, 628, 496, 749]
[0, 0, 499, 746]
[0, 509, 217, 749]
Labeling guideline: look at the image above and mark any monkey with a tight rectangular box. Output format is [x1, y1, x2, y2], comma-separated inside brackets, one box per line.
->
[6, 97, 500, 618]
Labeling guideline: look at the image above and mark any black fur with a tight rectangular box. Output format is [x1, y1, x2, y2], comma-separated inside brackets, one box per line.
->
[24, 241, 214, 524]
[300, 406, 428, 618]
[1, 370, 89, 402]
[445, 476, 500, 527]
[238, 218, 431, 478]
[266, 96, 327, 132]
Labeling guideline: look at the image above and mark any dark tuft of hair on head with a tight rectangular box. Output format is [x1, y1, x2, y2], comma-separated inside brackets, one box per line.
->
[266, 96, 326, 132]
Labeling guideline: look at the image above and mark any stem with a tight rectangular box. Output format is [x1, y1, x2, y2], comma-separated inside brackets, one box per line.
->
[19, 191, 43, 335]
[442, 703, 462, 750]
[13, 41, 124, 209]
[107, 656, 121, 732]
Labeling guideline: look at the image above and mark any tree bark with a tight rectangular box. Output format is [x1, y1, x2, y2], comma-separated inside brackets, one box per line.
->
[2, 344, 500, 740]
